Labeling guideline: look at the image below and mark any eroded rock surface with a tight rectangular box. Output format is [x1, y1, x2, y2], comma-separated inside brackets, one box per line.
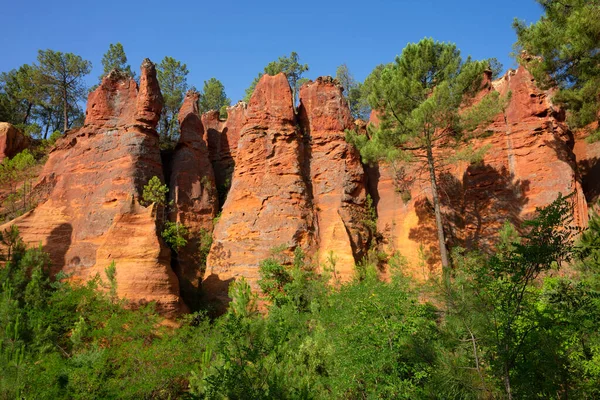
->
[0, 122, 31, 162]
[202, 103, 246, 206]
[298, 77, 370, 281]
[204, 73, 315, 306]
[372, 65, 588, 278]
[1, 61, 185, 316]
[169, 90, 218, 307]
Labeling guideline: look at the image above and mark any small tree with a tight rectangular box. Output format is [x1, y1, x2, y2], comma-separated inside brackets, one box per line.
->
[157, 57, 189, 141]
[141, 176, 169, 207]
[198, 78, 231, 115]
[486, 57, 504, 80]
[335, 64, 369, 120]
[35, 50, 92, 132]
[161, 221, 189, 253]
[99, 43, 134, 80]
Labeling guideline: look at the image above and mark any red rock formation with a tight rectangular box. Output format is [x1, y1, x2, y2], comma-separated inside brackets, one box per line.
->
[1, 61, 186, 316]
[0, 122, 31, 162]
[372, 65, 588, 278]
[169, 90, 218, 307]
[298, 77, 370, 281]
[201, 103, 246, 205]
[204, 73, 315, 306]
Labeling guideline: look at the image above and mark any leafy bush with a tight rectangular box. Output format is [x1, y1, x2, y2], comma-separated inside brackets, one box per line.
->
[161, 221, 189, 252]
[141, 175, 169, 207]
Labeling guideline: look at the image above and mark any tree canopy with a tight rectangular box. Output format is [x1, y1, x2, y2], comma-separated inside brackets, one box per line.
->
[100, 42, 134, 80]
[157, 56, 189, 142]
[198, 77, 231, 117]
[514, 0, 600, 129]
[35, 50, 91, 133]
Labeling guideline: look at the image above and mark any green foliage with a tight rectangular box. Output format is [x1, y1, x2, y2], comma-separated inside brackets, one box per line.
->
[1, 194, 598, 398]
[514, 0, 600, 129]
[36, 49, 92, 132]
[243, 51, 309, 104]
[486, 57, 504, 79]
[335, 63, 369, 120]
[0, 64, 39, 125]
[141, 175, 169, 207]
[157, 56, 189, 141]
[198, 77, 231, 114]
[444, 194, 586, 398]
[99, 42, 134, 80]
[161, 221, 189, 253]
[258, 247, 326, 312]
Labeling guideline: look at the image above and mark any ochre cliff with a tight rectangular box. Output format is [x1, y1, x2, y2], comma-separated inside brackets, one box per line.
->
[0, 61, 185, 316]
[168, 90, 218, 307]
[371, 65, 588, 278]
[0, 122, 31, 162]
[298, 77, 371, 281]
[204, 73, 316, 307]
[1, 61, 596, 313]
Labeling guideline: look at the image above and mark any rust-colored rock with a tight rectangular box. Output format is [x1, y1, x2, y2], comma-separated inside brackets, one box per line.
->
[169, 90, 218, 307]
[573, 122, 600, 210]
[202, 103, 246, 205]
[0, 122, 31, 162]
[1, 61, 185, 316]
[373, 65, 588, 279]
[298, 77, 370, 281]
[204, 73, 315, 306]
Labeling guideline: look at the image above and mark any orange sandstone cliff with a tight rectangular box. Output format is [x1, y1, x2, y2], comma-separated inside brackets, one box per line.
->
[371, 65, 588, 279]
[0, 61, 186, 316]
[204, 73, 316, 306]
[0, 61, 596, 314]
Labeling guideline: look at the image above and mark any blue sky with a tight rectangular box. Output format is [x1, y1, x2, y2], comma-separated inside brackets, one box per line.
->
[0, 0, 543, 103]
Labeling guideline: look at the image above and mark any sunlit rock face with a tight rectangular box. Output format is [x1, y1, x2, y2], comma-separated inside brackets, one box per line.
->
[0, 60, 186, 316]
[370, 65, 587, 279]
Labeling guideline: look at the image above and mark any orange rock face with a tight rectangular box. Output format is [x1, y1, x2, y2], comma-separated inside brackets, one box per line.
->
[298, 77, 370, 281]
[202, 103, 246, 206]
[372, 65, 588, 278]
[0, 122, 31, 162]
[205, 73, 315, 306]
[169, 90, 218, 307]
[1, 61, 186, 316]
[573, 122, 600, 210]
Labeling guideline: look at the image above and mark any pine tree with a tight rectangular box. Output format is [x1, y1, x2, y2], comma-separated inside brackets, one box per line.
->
[514, 0, 600, 130]
[348, 38, 488, 283]
[198, 78, 231, 115]
[100, 42, 134, 80]
[35, 50, 92, 132]
[243, 52, 308, 104]
[157, 56, 189, 141]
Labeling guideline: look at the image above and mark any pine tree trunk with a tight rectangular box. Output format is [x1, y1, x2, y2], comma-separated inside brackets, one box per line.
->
[426, 144, 450, 285]
[63, 85, 68, 133]
[23, 102, 33, 125]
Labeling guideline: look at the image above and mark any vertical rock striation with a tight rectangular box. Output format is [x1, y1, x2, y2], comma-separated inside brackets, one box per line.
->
[169, 90, 218, 307]
[298, 77, 370, 281]
[204, 73, 315, 306]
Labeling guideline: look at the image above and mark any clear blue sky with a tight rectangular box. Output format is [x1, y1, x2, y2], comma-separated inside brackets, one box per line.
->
[0, 0, 543, 103]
